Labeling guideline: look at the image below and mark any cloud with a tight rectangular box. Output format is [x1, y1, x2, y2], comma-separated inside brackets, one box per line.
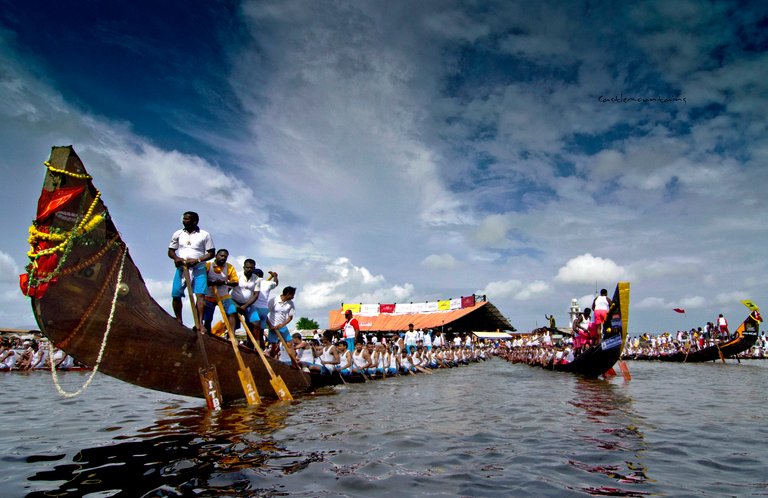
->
[0, 251, 19, 283]
[555, 253, 628, 284]
[299, 257, 412, 310]
[478, 279, 550, 301]
[472, 214, 511, 248]
[421, 253, 457, 270]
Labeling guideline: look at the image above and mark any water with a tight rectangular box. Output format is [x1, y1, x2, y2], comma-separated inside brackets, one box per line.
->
[1, 359, 766, 497]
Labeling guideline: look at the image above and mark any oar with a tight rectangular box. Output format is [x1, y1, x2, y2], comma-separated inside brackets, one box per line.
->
[237, 314, 293, 400]
[212, 286, 261, 405]
[182, 268, 223, 410]
[714, 339, 726, 364]
[618, 360, 631, 381]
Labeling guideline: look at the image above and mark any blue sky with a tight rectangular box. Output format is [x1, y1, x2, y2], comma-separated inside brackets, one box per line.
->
[1, 0, 766, 334]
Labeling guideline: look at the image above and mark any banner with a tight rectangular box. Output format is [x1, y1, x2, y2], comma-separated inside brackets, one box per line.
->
[379, 303, 395, 313]
[438, 300, 451, 310]
[461, 295, 476, 308]
[412, 302, 428, 313]
[395, 302, 413, 314]
[341, 303, 361, 314]
[360, 303, 379, 316]
[450, 298, 462, 310]
[425, 301, 439, 312]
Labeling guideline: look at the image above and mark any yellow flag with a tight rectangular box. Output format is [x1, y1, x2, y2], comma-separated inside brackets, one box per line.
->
[741, 299, 759, 312]
[438, 300, 451, 310]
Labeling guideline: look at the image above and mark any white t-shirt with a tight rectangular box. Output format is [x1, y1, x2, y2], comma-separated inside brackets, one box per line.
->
[230, 271, 259, 304]
[594, 295, 610, 311]
[255, 278, 278, 308]
[268, 295, 295, 327]
[168, 228, 214, 260]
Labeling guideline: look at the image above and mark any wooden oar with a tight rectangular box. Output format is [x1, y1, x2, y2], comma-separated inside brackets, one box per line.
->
[237, 314, 293, 401]
[182, 268, 223, 411]
[212, 286, 261, 405]
[714, 339, 726, 364]
[618, 360, 631, 381]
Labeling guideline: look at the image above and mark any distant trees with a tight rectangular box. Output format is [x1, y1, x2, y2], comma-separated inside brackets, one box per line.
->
[295, 317, 320, 330]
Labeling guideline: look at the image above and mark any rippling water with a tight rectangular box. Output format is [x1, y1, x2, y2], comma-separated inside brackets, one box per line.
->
[1, 359, 766, 497]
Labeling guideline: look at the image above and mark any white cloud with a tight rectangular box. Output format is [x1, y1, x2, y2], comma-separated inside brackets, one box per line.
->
[479, 279, 550, 301]
[421, 253, 457, 270]
[555, 253, 628, 284]
[472, 214, 511, 248]
[0, 251, 19, 283]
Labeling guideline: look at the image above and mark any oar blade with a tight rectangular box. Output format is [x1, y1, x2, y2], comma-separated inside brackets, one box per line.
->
[603, 367, 617, 377]
[237, 367, 261, 405]
[269, 375, 294, 401]
[618, 360, 631, 381]
[199, 366, 223, 411]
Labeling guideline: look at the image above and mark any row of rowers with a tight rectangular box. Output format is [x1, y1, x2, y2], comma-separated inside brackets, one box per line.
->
[168, 211, 297, 348]
[278, 330, 493, 375]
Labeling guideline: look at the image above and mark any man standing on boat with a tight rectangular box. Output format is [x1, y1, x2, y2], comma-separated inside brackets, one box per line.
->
[592, 289, 612, 328]
[252, 269, 278, 350]
[231, 259, 260, 347]
[267, 286, 297, 356]
[202, 249, 239, 336]
[168, 211, 215, 332]
[717, 314, 729, 340]
[340, 309, 360, 352]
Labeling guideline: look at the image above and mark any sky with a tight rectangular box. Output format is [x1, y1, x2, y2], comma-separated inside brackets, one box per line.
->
[1, 0, 766, 335]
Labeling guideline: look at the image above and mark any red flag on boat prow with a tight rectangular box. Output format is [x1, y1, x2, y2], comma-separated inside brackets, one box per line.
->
[673, 308, 685, 314]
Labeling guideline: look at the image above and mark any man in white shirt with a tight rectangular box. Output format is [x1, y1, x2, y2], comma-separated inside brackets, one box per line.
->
[253, 269, 278, 349]
[230, 258, 261, 347]
[267, 286, 297, 356]
[404, 323, 418, 353]
[168, 211, 215, 331]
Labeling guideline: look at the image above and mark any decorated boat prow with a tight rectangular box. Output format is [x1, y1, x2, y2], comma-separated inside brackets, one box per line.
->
[21, 146, 320, 403]
[502, 282, 630, 378]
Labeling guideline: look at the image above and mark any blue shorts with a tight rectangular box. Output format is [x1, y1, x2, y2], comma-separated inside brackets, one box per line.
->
[203, 296, 237, 324]
[255, 307, 269, 329]
[267, 326, 291, 344]
[171, 264, 207, 298]
[236, 303, 260, 323]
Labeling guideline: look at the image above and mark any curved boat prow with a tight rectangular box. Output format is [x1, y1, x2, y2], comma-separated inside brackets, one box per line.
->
[21, 146, 314, 402]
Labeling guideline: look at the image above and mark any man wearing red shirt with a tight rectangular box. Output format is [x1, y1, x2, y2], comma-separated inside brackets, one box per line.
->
[340, 310, 360, 351]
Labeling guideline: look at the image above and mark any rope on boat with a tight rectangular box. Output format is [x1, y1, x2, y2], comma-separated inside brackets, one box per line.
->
[49, 247, 128, 398]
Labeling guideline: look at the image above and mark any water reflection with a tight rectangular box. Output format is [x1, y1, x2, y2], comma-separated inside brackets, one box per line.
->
[567, 379, 653, 497]
[25, 401, 330, 498]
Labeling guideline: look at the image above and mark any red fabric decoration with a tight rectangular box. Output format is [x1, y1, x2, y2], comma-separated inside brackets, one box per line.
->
[36, 186, 85, 222]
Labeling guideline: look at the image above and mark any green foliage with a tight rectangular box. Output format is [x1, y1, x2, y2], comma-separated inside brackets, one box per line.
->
[295, 317, 319, 330]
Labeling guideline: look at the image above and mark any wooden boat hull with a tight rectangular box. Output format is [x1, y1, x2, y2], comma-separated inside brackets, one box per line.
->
[24, 146, 334, 403]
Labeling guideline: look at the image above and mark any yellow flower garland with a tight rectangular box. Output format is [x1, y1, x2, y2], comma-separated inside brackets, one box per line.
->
[27, 190, 105, 259]
[43, 161, 92, 180]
